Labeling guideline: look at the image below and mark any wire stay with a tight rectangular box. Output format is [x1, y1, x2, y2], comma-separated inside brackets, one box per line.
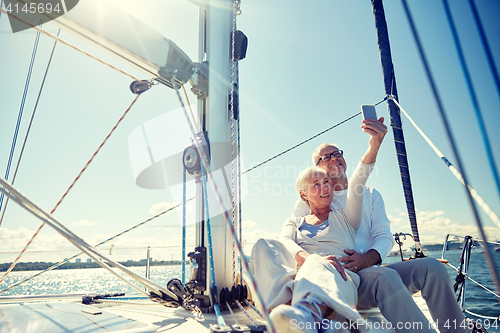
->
[392, 98, 499, 228]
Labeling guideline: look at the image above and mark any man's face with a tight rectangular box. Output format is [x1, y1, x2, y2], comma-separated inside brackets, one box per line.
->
[316, 146, 347, 179]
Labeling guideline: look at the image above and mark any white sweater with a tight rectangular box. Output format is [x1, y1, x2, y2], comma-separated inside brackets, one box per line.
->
[280, 161, 374, 259]
[290, 167, 394, 261]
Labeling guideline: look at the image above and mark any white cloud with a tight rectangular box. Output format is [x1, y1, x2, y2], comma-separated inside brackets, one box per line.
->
[0, 227, 74, 258]
[148, 202, 179, 215]
[388, 209, 500, 249]
[387, 214, 406, 227]
[0, 225, 199, 263]
[242, 220, 256, 228]
[72, 220, 95, 227]
[245, 229, 279, 243]
[0, 226, 33, 239]
[242, 229, 280, 254]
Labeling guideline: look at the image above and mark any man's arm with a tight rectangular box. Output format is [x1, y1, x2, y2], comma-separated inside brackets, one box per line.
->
[368, 189, 395, 260]
[340, 188, 394, 271]
[342, 248, 381, 270]
[290, 197, 310, 218]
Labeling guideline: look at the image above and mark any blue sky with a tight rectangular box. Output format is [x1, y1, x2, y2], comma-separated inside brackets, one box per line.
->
[0, 0, 499, 267]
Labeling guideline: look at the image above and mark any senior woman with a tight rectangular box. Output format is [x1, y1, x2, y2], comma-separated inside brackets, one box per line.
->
[251, 121, 381, 333]
[270, 159, 373, 333]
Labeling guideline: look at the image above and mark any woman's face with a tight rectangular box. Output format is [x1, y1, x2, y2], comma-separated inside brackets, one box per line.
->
[302, 171, 333, 208]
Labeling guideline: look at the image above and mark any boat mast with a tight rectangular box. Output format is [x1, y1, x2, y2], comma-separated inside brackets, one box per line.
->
[204, 0, 235, 292]
[371, 0, 425, 257]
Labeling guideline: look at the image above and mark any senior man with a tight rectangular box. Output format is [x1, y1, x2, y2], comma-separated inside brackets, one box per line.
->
[291, 117, 470, 333]
[252, 117, 471, 333]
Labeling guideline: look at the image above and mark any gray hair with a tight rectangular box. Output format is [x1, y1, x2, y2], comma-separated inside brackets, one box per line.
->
[312, 143, 339, 165]
[295, 166, 328, 204]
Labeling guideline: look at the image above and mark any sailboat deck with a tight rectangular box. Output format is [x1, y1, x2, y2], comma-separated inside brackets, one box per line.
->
[0, 293, 435, 332]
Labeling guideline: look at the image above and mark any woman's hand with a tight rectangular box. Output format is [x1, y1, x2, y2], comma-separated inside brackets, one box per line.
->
[323, 255, 348, 281]
[295, 251, 311, 266]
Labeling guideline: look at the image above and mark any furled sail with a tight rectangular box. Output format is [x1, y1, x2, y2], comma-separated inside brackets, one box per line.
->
[9, 0, 194, 87]
[371, 0, 424, 257]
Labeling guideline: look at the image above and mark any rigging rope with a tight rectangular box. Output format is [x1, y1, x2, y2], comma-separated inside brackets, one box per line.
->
[52, 94, 140, 210]
[0, 21, 41, 217]
[446, 262, 500, 300]
[0, 199, 192, 294]
[226, 301, 240, 325]
[171, 79, 275, 333]
[467, 0, 500, 107]
[182, 169, 187, 284]
[201, 164, 226, 327]
[230, 0, 238, 286]
[237, 88, 243, 284]
[181, 84, 197, 128]
[0, 29, 61, 228]
[0, 177, 177, 300]
[0, 7, 140, 81]
[244, 299, 264, 319]
[464, 310, 499, 322]
[0, 94, 141, 284]
[0, 245, 193, 254]
[235, 299, 258, 326]
[447, 259, 500, 321]
[443, 0, 500, 204]
[239, 95, 386, 177]
[0, 309, 10, 333]
[392, 98, 499, 227]
[242, 112, 361, 175]
[401, 0, 500, 297]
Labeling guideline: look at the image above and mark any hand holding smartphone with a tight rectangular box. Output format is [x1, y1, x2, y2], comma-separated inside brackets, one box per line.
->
[361, 105, 377, 120]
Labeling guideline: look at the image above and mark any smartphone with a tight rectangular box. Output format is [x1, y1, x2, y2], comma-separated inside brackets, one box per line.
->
[361, 105, 377, 120]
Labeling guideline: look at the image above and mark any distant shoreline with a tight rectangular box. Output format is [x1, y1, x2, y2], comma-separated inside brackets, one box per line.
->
[0, 260, 186, 272]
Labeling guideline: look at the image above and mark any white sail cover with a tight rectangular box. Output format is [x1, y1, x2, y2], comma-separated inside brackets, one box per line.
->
[13, 0, 194, 87]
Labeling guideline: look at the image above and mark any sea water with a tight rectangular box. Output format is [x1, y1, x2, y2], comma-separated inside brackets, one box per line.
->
[0, 265, 191, 296]
[0, 250, 499, 332]
[384, 249, 500, 333]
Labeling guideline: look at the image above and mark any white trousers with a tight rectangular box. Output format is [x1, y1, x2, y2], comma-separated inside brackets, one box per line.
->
[250, 239, 369, 332]
[250, 239, 470, 333]
[357, 258, 470, 333]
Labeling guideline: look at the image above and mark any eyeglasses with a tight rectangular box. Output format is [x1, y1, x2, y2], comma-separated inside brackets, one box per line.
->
[316, 150, 343, 165]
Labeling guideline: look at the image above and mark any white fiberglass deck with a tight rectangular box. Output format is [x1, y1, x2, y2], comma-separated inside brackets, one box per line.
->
[0, 293, 435, 333]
